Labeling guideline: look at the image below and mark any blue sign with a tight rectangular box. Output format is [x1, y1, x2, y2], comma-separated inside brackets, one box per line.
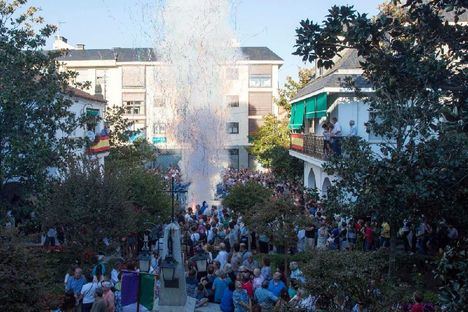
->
[152, 137, 167, 144]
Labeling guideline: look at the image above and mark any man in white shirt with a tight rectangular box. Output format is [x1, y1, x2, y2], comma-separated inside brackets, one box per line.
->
[331, 117, 342, 155]
[349, 120, 358, 136]
[214, 243, 229, 269]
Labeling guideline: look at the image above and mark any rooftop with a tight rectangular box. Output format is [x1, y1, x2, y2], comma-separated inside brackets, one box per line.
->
[293, 49, 370, 100]
[66, 87, 107, 103]
[57, 47, 283, 62]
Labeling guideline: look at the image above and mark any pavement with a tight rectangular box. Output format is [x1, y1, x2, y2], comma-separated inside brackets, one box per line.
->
[195, 303, 221, 312]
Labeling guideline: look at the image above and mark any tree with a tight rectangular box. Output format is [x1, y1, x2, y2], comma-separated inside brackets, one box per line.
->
[222, 181, 272, 217]
[302, 250, 401, 311]
[104, 105, 157, 168]
[0, 229, 47, 311]
[250, 114, 303, 180]
[42, 162, 136, 255]
[42, 160, 171, 256]
[276, 68, 315, 112]
[247, 197, 306, 282]
[293, 1, 468, 271]
[0, 0, 84, 192]
[435, 239, 468, 311]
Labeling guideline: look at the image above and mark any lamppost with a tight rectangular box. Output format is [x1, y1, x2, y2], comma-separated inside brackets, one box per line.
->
[160, 228, 179, 288]
[138, 233, 151, 272]
[165, 176, 189, 223]
[190, 249, 209, 273]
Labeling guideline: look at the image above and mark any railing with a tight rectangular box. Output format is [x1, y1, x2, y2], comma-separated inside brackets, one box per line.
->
[290, 133, 326, 160]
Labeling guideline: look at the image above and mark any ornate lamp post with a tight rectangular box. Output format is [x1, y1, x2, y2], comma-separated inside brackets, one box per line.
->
[190, 250, 209, 273]
[138, 233, 151, 272]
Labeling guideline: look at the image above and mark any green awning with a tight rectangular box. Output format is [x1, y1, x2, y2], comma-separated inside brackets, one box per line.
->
[305, 93, 328, 119]
[86, 108, 100, 117]
[289, 101, 304, 130]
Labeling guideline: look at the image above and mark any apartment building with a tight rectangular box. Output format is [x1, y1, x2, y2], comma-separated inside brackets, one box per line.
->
[54, 36, 283, 169]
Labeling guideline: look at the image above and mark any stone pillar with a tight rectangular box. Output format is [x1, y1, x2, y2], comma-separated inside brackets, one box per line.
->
[157, 223, 195, 311]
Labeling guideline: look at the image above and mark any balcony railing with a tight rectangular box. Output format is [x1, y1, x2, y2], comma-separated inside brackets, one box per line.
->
[290, 133, 326, 160]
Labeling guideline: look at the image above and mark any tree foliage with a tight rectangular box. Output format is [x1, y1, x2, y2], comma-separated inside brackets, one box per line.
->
[248, 197, 305, 251]
[250, 114, 303, 180]
[303, 250, 401, 311]
[276, 68, 315, 112]
[222, 181, 272, 217]
[42, 161, 171, 255]
[104, 105, 157, 168]
[293, 1, 468, 236]
[0, 0, 85, 191]
[0, 229, 47, 312]
[435, 239, 468, 311]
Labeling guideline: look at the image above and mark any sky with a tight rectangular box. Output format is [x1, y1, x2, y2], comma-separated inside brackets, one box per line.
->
[29, 0, 382, 85]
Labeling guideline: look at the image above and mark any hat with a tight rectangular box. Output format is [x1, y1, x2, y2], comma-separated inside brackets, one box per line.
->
[101, 281, 112, 289]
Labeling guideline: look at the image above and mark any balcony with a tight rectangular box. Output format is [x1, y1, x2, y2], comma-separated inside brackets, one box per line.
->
[290, 133, 325, 160]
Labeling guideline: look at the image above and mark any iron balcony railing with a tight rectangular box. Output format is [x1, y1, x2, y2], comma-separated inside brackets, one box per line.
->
[290, 133, 326, 160]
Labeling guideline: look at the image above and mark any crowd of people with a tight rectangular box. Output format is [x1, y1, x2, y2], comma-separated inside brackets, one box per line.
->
[51, 168, 460, 312]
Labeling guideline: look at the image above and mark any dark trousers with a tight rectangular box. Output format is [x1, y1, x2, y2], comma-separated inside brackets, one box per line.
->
[82, 302, 93, 312]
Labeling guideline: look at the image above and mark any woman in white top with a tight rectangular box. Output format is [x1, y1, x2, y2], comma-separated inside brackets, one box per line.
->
[80, 273, 98, 312]
[316, 224, 329, 250]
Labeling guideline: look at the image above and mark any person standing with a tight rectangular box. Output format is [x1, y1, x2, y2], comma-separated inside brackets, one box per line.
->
[349, 120, 358, 136]
[65, 267, 86, 308]
[101, 281, 115, 312]
[91, 288, 107, 312]
[330, 117, 342, 155]
[233, 281, 250, 312]
[220, 282, 235, 312]
[268, 272, 287, 297]
[80, 273, 98, 312]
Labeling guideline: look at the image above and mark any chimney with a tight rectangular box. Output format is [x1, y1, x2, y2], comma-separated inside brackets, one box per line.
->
[76, 44, 85, 50]
[53, 35, 75, 50]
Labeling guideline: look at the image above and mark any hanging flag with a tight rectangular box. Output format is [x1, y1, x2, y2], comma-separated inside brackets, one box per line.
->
[121, 271, 155, 312]
[139, 273, 155, 311]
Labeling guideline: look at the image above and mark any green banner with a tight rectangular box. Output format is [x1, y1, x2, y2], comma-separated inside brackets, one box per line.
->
[139, 273, 155, 310]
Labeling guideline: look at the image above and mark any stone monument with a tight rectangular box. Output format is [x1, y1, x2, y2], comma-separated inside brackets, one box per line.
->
[156, 222, 195, 312]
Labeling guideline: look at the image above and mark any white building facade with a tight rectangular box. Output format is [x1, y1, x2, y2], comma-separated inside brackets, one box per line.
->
[288, 49, 375, 196]
[55, 37, 283, 169]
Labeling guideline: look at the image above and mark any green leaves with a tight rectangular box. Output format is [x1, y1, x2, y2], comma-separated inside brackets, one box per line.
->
[222, 181, 272, 217]
[0, 1, 85, 192]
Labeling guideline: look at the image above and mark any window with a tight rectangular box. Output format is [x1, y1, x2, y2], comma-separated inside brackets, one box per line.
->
[86, 108, 100, 132]
[249, 65, 272, 88]
[226, 95, 239, 107]
[228, 149, 240, 169]
[248, 92, 272, 115]
[226, 67, 239, 80]
[122, 66, 145, 88]
[153, 122, 166, 135]
[248, 118, 263, 135]
[124, 101, 144, 115]
[227, 122, 239, 134]
[123, 93, 145, 116]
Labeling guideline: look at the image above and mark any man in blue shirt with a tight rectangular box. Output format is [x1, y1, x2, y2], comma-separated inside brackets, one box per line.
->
[268, 272, 286, 297]
[255, 280, 278, 310]
[66, 267, 86, 302]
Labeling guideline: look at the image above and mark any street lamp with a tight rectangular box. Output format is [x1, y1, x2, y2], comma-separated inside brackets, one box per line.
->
[161, 256, 179, 288]
[138, 233, 151, 272]
[191, 251, 208, 273]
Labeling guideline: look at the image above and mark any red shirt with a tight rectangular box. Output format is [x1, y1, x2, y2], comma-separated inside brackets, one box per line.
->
[242, 280, 254, 298]
[364, 227, 373, 242]
[411, 303, 424, 312]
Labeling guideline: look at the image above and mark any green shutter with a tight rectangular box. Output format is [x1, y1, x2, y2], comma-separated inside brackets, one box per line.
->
[305, 97, 316, 119]
[316, 93, 327, 118]
[289, 104, 296, 129]
[292, 101, 305, 130]
[86, 108, 100, 117]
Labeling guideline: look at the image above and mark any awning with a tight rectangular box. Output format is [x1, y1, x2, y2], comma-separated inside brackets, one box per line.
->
[289, 101, 305, 130]
[305, 93, 327, 119]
